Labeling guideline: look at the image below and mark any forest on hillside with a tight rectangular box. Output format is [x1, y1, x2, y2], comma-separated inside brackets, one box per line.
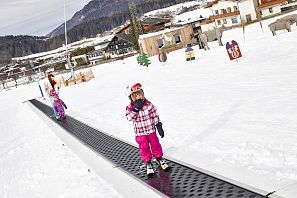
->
[0, 0, 195, 65]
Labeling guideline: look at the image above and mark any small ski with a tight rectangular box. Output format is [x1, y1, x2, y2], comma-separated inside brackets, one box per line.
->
[155, 157, 170, 171]
[146, 162, 155, 177]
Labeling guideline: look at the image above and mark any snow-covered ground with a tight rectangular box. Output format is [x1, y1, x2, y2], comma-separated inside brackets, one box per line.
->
[1, 10, 297, 198]
[172, 7, 213, 24]
[143, 1, 204, 17]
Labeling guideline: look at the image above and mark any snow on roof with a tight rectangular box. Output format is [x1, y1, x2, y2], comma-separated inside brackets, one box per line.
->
[69, 35, 114, 48]
[143, 1, 203, 16]
[139, 27, 184, 40]
[174, 16, 205, 25]
[12, 46, 66, 61]
[12, 35, 114, 61]
[94, 42, 110, 50]
[173, 8, 213, 25]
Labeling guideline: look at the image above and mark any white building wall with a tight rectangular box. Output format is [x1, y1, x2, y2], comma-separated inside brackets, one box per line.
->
[201, 22, 217, 32]
[238, 0, 257, 22]
[211, 1, 238, 14]
[216, 15, 241, 27]
[209, 0, 257, 27]
[210, 1, 242, 28]
[261, 5, 282, 17]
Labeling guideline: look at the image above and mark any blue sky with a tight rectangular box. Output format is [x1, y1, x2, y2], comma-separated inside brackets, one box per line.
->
[0, 0, 91, 36]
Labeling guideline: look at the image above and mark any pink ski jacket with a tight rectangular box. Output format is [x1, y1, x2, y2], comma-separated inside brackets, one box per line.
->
[125, 99, 160, 136]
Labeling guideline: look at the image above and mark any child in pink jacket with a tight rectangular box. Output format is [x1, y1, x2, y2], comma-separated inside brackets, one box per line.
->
[49, 89, 67, 121]
[125, 83, 168, 175]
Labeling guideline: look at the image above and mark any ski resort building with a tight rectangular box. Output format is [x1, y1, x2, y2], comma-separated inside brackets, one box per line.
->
[87, 50, 105, 66]
[105, 33, 135, 59]
[138, 26, 194, 57]
[257, 0, 286, 18]
[206, 0, 286, 27]
[206, 0, 257, 27]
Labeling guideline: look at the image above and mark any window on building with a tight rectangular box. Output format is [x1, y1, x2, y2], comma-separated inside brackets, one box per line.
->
[246, 14, 252, 22]
[227, 7, 231, 13]
[223, 19, 227, 24]
[215, 10, 219, 15]
[156, 39, 164, 48]
[221, 9, 225, 14]
[174, 35, 182, 44]
[231, 17, 238, 24]
[217, 20, 221, 25]
[233, 6, 238, 11]
[260, 11, 262, 15]
[269, 8, 273, 13]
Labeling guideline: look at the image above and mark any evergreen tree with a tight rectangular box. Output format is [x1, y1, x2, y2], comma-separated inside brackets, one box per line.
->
[0, 0, 195, 65]
[129, 2, 144, 52]
[137, 53, 151, 67]
[129, 19, 140, 52]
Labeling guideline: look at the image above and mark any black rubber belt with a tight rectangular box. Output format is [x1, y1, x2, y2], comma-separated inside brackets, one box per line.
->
[30, 99, 266, 198]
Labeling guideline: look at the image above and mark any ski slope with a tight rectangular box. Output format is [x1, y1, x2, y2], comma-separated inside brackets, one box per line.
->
[1, 10, 297, 198]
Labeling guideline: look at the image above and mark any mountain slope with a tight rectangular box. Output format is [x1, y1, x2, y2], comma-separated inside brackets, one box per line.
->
[47, 0, 191, 37]
[47, 0, 151, 37]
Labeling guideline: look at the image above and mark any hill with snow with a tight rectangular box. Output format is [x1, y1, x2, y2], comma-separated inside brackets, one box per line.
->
[1, 10, 297, 198]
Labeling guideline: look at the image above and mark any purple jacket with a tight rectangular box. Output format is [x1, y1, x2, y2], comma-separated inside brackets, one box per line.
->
[53, 98, 67, 119]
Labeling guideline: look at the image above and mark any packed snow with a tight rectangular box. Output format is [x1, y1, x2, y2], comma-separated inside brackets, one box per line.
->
[143, 1, 204, 17]
[1, 10, 297, 198]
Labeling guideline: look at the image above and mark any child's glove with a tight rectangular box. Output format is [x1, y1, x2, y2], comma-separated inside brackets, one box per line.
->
[65, 106, 67, 109]
[132, 99, 144, 112]
[156, 122, 164, 138]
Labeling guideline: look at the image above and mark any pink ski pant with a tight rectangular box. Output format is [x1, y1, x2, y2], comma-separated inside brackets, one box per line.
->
[135, 132, 163, 162]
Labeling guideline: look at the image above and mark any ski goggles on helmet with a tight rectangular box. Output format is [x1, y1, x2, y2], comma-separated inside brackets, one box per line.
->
[130, 83, 142, 93]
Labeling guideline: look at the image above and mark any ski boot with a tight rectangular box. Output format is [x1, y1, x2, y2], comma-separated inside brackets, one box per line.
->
[155, 157, 170, 171]
[145, 161, 155, 176]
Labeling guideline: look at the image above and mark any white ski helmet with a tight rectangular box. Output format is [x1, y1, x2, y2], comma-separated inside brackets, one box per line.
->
[126, 83, 144, 100]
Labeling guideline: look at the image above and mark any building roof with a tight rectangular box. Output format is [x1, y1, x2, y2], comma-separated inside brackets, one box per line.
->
[141, 17, 171, 25]
[257, 0, 286, 9]
[139, 27, 184, 40]
[209, 10, 240, 20]
[87, 50, 104, 55]
[173, 16, 206, 26]
[115, 33, 132, 43]
[206, 0, 238, 8]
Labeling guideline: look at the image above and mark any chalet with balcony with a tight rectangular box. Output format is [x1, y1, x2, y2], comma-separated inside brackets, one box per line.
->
[206, 0, 257, 27]
[257, 0, 286, 18]
[105, 33, 135, 59]
[206, 0, 287, 26]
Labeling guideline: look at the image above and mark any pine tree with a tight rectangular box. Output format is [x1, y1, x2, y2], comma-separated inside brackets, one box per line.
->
[141, 53, 151, 67]
[137, 53, 151, 67]
[130, 19, 140, 52]
[129, 1, 143, 52]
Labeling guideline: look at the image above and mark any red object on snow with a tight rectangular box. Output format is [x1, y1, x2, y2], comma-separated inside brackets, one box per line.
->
[226, 40, 242, 61]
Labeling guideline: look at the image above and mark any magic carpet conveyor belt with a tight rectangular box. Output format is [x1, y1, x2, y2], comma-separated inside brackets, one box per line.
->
[30, 99, 266, 198]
